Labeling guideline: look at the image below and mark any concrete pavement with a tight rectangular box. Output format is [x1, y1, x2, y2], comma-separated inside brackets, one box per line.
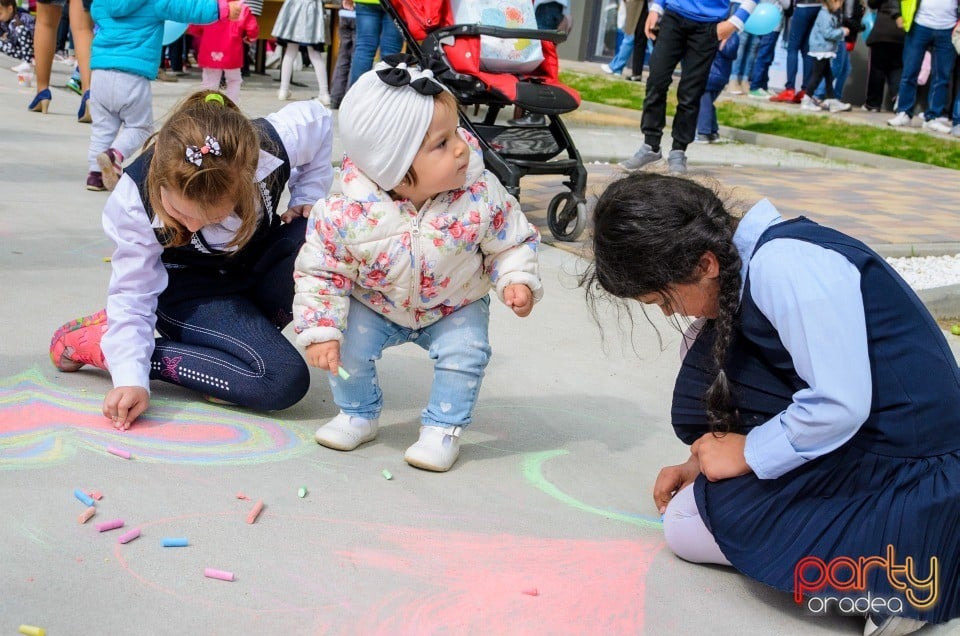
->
[1, 55, 959, 635]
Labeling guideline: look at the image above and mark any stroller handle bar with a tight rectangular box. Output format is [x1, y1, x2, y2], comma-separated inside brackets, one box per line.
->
[432, 24, 568, 45]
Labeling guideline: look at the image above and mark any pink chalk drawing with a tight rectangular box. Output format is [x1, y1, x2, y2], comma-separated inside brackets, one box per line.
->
[114, 511, 663, 633]
[0, 368, 311, 468]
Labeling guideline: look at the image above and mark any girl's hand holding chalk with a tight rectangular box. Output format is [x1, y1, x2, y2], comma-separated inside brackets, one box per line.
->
[305, 341, 341, 375]
[102, 386, 150, 429]
[503, 284, 534, 318]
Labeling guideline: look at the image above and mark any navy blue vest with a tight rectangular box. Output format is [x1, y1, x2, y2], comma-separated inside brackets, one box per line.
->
[673, 217, 960, 457]
[123, 118, 291, 303]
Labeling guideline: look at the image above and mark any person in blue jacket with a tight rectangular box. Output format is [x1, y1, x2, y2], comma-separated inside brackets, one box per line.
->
[84, 0, 243, 192]
[695, 32, 739, 143]
[583, 172, 960, 636]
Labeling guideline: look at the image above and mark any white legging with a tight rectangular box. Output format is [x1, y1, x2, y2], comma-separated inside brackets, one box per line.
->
[662, 484, 732, 566]
[279, 43, 328, 101]
[200, 68, 242, 104]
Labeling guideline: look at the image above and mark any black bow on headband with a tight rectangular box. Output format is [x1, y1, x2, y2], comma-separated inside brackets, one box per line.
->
[376, 54, 449, 96]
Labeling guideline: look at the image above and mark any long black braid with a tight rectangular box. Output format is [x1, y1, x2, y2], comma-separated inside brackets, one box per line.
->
[582, 173, 743, 432]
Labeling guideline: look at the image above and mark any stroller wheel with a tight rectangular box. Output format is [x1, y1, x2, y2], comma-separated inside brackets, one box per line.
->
[546, 192, 587, 242]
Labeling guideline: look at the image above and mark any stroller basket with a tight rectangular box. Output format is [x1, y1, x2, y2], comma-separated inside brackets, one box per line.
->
[380, 0, 588, 241]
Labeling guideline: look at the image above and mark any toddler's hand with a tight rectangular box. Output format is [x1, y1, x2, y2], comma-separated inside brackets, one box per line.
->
[280, 204, 313, 224]
[103, 386, 150, 430]
[227, 1, 242, 20]
[504, 284, 534, 317]
[842, 26, 850, 36]
[306, 341, 341, 374]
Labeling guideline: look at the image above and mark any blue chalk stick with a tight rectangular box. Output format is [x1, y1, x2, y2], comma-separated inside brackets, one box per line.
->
[161, 537, 189, 547]
[74, 488, 95, 506]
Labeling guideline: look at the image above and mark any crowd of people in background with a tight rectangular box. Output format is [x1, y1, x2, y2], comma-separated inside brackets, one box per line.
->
[603, 0, 960, 141]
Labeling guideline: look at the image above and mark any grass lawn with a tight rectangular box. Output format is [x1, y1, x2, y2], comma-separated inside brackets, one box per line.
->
[559, 70, 960, 170]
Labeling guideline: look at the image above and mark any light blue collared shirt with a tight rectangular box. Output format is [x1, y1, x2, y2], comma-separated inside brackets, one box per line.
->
[734, 200, 873, 480]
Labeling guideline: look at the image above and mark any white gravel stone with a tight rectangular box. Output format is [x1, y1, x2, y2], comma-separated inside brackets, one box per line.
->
[886, 254, 960, 291]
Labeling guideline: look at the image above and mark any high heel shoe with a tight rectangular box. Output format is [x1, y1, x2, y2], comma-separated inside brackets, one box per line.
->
[77, 90, 92, 123]
[28, 88, 52, 114]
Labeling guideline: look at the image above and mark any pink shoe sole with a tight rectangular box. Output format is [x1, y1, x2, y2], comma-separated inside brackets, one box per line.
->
[49, 309, 108, 371]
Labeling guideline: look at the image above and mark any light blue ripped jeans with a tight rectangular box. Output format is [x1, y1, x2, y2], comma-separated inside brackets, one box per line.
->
[331, 296, 492, 428]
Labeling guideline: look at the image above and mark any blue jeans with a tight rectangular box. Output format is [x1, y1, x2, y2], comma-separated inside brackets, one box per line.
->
[152, 218, 310, 411]
[953, 89, 960, 125]
[332, 297, 492, 428]
[733, 32, 758, 82]
[349, 2, 403, 86]
[784, 4, 820, 90]
[697, 88, 720, 135]
[896, 23, 957, 120]
[749, 30, 780, 90]
[609, 32, 636, 73]
[814, 43, 849, 100]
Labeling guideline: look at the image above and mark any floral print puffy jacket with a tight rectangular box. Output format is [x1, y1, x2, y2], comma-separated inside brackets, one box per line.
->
[293, 133, 543, 346]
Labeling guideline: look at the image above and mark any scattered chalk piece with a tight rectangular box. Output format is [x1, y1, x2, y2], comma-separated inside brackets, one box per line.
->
[102, 256, 112, 262]
[337, 366, 351, 380]
[246, 499, 264, 524]
[95, 518, 124, 533]
[204, 567, 234, 582]
[77, 506, 96, 524]
[161, 537, 189, 547]
[106, 446, 131, 459]
[88, 490, 103, 500]
[298, 486, 307, 498]
[522, 588, 539, 597]
[74, 488, 95, 507]
[236, 492, 248, 500]
[18, 625, 45, 636]
[381, 469, 393, 480]
[118, 528, 141, 544]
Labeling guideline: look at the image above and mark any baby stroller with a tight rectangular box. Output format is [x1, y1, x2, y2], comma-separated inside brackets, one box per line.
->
[380, 0, 588, 241]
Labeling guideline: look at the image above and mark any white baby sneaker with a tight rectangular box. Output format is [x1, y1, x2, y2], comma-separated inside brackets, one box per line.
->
[314, 412, 379, 451]
[404, 425, 462, 472]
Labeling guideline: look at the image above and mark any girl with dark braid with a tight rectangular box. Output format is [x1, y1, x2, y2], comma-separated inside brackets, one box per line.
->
[583, 173, 960, 635]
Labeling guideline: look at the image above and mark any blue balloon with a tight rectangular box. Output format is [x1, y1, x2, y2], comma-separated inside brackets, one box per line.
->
[162, 21, 188, 46]
[860, 11, 876, 42]
[743, 3, 782, 36]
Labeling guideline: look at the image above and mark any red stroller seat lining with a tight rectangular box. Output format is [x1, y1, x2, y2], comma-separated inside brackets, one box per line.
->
[441, 38, 580, 113]
[389, 0, 451, 41]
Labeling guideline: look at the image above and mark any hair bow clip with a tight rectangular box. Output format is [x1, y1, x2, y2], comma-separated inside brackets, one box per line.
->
[185, 135, 223, 167]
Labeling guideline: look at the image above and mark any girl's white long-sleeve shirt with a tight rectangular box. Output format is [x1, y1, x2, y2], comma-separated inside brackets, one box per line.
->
[100, 101, 334, 391]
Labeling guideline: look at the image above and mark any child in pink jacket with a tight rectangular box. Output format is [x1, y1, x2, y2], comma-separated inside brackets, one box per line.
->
[188, 4, 258, 102]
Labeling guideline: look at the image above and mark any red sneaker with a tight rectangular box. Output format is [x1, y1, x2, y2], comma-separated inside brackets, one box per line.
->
[792, 90, 806, 104]
[49, 310, 109, 372]
[86, 171, 106, 192]
[769, 88, 795, 103]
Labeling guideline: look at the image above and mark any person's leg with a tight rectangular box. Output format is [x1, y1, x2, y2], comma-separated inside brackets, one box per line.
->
[413, 297, 492, 429]
[200, 67, 221, 92]
[865, 45, 886, 109]
[802, 57, 828, 103]
[749, 30, 779, 91]
[168, 34, 184, 73]
[153, 294, 309, 411]
[248, 217, 307, 329]
[631, 4, 650, 79]
[670, 19, 719, 151]
[663, 485, 732, 565]
[377, 4, 403, 57]
[696, 90, 714, 136]
[922, 27, 956, 120]
[32, 1, 63, 95]
[608, 33, 635, 74]
[87, 71, 124, 171]
[783, 5, 817, 91]
[68, 0, 93, 92]
[279, 42, 299, 98]
[112, 75, 154, 160]
[222, 68, 243, 103]
[886, 43, 903, 110]
[329, 15, 355, 107]
[895, 25, 930, 116]
[305, 46, 329, 103]
[349, 3, 380, 86]
[640, 11, 688, 151]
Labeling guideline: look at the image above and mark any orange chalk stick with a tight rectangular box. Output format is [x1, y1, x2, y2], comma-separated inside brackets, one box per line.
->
[246, 499, 264, 524]
[77, 506, 96, 524]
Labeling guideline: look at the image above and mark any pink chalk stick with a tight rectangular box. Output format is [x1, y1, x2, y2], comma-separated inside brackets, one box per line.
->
[117, 528, 141, 544]
[77, 506, 96, 524]
[95, 518, 124, 532]
[204, 568, 234, 581]
[522, 588, 539, 597]
[235, 492, 248, 500]
[246, 499, 264, 524]
[106, 446, 131, 459]
[88, 490, 103, 500]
